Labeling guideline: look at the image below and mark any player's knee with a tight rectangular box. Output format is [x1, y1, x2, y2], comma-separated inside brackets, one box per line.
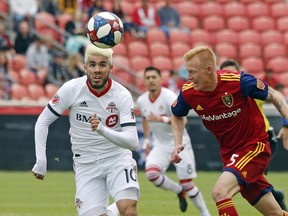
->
[211, 185, 229, 202]
[145, 166, 161, 182]
[118, 203, 137, 216]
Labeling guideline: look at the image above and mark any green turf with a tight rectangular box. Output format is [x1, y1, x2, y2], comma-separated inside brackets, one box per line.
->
[0, 171, 287, 215]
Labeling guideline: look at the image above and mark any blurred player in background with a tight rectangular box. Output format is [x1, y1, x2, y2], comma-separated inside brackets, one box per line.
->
[136, 66, 210, 216]
[32, 43, 140, 216]
[170, 46, 288, 216]
[220, 59, 287, 211]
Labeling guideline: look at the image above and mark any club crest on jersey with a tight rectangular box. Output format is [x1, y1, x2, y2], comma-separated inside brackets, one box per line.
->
[256, 79, 266, 91]
[131, 108, 135, 119]
[52, 94, 60, 104]
[106, 102, 118, 113]
[222, 94, 234, 107]
[106, 114, 118, 127]
[172, 99, 177, 107]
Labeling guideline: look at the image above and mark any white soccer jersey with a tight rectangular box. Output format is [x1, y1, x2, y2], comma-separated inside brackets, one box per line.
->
[48, 76, 136, 163]
[137, 87, 190, 148]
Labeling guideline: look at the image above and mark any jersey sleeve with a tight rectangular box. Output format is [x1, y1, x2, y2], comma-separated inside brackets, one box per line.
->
[48, 82, 73, 116]
[171, 91, 191, 117]
[118, 90, 136, 127]
[240, 72, 268, 100]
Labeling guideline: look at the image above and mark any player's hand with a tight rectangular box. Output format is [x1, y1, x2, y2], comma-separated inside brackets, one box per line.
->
[277, 127, 288, 150]
[147, 113, 162, 122]
[144, 145, 152, 157]
[91, 113, 100, 131]
[32, 172, 45, 180]
[170, 145, 184, 163]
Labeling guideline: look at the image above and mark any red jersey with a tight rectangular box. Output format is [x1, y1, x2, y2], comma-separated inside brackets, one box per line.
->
[172, 71, 269, 161]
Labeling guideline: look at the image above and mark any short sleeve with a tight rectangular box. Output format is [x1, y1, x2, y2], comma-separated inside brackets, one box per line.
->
[240, 72, 268, 100]
[171, 91, 191, 117]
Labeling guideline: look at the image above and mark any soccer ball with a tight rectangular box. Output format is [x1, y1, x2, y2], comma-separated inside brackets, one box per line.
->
[87, 12, 124, 49]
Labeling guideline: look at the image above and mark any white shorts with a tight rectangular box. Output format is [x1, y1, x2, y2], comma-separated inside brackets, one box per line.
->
[145, 143, 197, 179]
[73, 151, 140, 216]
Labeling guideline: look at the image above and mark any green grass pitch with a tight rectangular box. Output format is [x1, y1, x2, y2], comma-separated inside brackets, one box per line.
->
[0, 171, 287, 216]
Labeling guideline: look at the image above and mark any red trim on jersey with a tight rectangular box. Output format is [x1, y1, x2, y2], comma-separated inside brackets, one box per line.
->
[86, 78, 112, 97]
[149, 88, 161, 103]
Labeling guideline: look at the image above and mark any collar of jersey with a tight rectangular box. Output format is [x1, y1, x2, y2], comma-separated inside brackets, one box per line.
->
[86, 78, 112, 97]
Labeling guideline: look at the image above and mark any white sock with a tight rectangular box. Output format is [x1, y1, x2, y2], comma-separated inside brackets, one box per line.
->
[154, 174, 182, 194]
[107, 202, 119, 216]
[187, 187, 210, 216]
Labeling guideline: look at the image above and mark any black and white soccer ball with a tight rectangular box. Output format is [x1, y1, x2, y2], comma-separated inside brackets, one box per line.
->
[86, 11, 124, 49]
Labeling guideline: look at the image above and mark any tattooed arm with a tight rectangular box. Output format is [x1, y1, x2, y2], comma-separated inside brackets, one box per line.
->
[265, 87, 288, 150]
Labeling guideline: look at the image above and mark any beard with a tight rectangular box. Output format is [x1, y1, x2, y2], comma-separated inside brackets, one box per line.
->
[87, 75, 109, 90]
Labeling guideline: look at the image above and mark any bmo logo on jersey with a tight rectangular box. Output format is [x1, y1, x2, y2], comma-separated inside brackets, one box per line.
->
[106, 114, 119, 127]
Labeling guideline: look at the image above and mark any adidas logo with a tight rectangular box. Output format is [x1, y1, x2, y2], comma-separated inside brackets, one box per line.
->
[196, 105, 203, 110]
[79, 101, 88, 107]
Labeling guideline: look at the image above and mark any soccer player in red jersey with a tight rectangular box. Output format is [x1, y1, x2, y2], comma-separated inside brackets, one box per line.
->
[170, 46, 288, 216]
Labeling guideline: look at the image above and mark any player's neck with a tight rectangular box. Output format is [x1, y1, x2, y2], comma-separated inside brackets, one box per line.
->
[149, 88, 161, 100]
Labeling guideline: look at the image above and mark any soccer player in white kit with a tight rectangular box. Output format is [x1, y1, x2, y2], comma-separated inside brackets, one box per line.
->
[136, 66, 210, 216]
[32, 44, 140, 216]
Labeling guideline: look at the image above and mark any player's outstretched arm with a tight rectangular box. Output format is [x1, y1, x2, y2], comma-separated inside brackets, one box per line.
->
[266, 87, 288, 122]
[32, 107, 59, 180]
[266, 87, 288, 150]
[91, 113, 139, 150]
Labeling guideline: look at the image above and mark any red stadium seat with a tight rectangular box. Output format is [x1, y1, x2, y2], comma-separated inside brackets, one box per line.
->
[169, 29, 190, 45]
[203, 16, 225, 32]
[246, 2, 270, 19]
[252, 16, 276, 32]
[261, 30, 283, 46]
[190, 29, 213, 46]
[28, 84, 46, 101]
[146, 29, 167, 44]
[172, 57, 184, 71]
[240, 0, 260, 4]
[130, 56, 151, 72]
[113, 55, 130, 72]
[180, 16, 199, 30]
[152, 56, 173, 71]
[19, 69, 37, 86]
[271, 2, 288, 19]
[264, 0, 283, 4]
[149, 42, 170, 58]
[263, 43, 286, 61]
[112, 43, 127, 56]
[215, 43, 238, 59]
[241, 57, 264, 74]
[239, 43, 262, 60]
[200, 2, 224, 18]
[224, 2, 246, 18]
[127, 41, 149, 57]
[9, 54, 27, 72]
[10, 83, 29, 100]
[45, 83, 59, 99]
[277, 17, 288, 32]
[227, 16, 250, 32]
[278, 73, 288, 87]
[215, 29, 239, 46]
[267, 57, 288, 73]
[8, 70, 20, 83]
[283, 31, 288, 46]
[176, 1, 201, 17]
[239, 30, 262, 45]
[113, 70, 133, 84]
[170, 42, 190, 59]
